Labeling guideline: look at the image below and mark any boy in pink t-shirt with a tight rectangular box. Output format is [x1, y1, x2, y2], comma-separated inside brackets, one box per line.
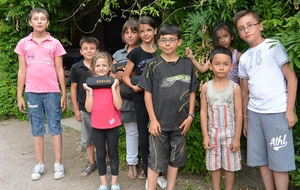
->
[14, 8, 66, 181]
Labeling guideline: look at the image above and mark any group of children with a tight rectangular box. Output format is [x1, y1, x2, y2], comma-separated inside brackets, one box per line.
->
[16, 7, 297, 190]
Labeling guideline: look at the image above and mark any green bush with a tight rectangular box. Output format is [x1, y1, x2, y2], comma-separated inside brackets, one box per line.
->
[0, 0, 299, 187]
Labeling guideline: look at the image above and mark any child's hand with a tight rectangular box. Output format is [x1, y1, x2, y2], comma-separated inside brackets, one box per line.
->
[148, 120, 161, 137]
[83, 83, 92, 92]
[17, 97, 26, 113]
[115, 71, 124, 82]
[112, 79, 120, 89]
[185, 47, 194, 59]
[286, 110, 296, 128]
[179, 117, 193, 135]
[132, 85, 143, 92]
[203, 136, 212, 150]
[230, 138, 240, 152]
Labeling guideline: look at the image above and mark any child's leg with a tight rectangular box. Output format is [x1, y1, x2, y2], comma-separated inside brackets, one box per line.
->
[147, 167, 159, 190]
[224, 170, 235, 190]
[166, 165, 178, 190]
[86, 144, 95, 164]
[124, 121, 139, 178]
[99, 175, 108, 187]
[211, 169, 221, 190]
[107, 127, 120, 186]
[80, 111, 95, 164]
[92, 128, 108, 185]
[273, 170, 289, 190]
[259, 165, 275, 190]
[34, 136, 45, 164]
[52, 134, 62, 163]
[135, 101, 149, 177]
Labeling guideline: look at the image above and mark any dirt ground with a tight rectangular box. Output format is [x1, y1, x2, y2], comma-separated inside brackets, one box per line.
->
[0, 118, 265, 190]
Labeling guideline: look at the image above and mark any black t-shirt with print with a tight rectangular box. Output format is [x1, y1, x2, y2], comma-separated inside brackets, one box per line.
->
[138, 56, 199, 131]
[127, 46, 156, 101]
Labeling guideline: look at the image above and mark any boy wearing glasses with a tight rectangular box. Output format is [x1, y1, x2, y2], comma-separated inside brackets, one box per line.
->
[234, 10, 297, 189]
[138, 24, 198, 190]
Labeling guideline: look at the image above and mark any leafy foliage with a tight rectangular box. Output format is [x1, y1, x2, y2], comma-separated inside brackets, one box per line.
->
[0, 0, 299, 187]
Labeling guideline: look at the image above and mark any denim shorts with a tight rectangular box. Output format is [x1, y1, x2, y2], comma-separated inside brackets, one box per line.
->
[26, 92, 62, 136]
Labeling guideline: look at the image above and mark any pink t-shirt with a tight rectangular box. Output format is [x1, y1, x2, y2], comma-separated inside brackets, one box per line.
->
[91, 88, 121, 129]
[14, 32, 66, 93]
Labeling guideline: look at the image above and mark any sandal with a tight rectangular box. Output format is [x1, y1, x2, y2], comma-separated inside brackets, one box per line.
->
[98, 185, 108, 190]
[111, 183, 121, 190]
[81, 162, 97, 177]
[139, 169, 146, 180]
[127, 165, 137, 179]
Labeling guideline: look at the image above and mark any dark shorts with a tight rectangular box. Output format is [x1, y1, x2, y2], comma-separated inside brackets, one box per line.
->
[148, 129, 187, 172]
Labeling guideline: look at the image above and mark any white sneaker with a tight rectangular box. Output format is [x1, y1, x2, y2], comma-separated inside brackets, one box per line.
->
[54, 163, 65, 180]
[31, 163, 45, 181]
[145, 178, 148, 190]
[157, 176, 167, 189]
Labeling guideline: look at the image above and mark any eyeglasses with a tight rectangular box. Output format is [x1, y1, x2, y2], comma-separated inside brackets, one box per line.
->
[238, 23, 260, 32]
[159, 38, 178, 44]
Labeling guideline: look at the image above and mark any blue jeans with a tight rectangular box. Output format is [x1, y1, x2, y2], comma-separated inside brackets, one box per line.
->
[26, 92, 62, 136]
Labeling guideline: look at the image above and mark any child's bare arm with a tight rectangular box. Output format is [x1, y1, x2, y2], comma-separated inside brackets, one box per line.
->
[144, 90, 161, 137]
[231, 84, 242, 152]
[17, 55, 27, 113]
[83, 83, 93, 113]
[185, 47, 209, 73]
[282, 62, 297, 128]
[200, 84, 212, 149]
[70, 82, 81, 122]
[179, 91, 196, 135]
[240, 78, 249, 137]
[111, 79, 122, 110]
[55, 56, 67, 111]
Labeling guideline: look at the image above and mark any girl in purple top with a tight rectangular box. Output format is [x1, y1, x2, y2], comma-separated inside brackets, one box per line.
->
[186, 22, 242, 83]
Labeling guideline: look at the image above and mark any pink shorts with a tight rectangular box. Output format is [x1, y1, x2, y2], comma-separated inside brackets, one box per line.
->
[206, 125, 242, 171]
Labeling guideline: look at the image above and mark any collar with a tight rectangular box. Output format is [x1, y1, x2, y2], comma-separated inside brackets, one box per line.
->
[28, 32, 51, 41]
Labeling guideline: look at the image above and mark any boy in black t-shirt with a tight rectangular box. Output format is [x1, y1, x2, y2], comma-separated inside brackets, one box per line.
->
[138, 24, 198, 190]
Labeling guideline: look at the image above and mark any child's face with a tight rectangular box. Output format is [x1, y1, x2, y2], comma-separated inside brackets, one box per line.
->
[157, 34, 182, 55]
[124, 28, 139, 46]
[29, 12, 49, 33]
[94, 58, 111, 77]
[80, 42, 98, 61]
[138, 24, 157, 44]
[209, 53, 233, 78]
[216, 29, 233, 49]
[236, 14, 263, 47]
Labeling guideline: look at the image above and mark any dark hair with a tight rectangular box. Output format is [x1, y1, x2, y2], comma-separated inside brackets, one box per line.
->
[90, 52, 113, 76]
[138, 16, 157, 29]
[29, 8, 49, 20]
[212, 22, 234, 48]
[79, 36, 99, 49]
[121, 18, 139, 43]
[122, 18, 138, 35]
[209, 47, 232, 63]
[233, 10, 261, 26]
[157, 24, 181, 39]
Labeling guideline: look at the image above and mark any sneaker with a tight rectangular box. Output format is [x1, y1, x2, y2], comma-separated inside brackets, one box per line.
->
[31, 163, 45, 181]
[54, 163, 65, 180]
[145, 179, 148, 190]
[157, 176, 167, 189]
